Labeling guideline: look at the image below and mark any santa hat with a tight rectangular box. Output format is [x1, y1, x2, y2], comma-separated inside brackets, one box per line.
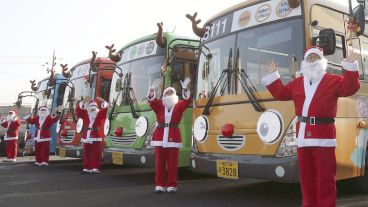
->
[163, 87, 176, 96]
[88, 100, 98, 108]
[8, 110, 18, 116]
[304, 46, 324, 60]
[38, 106, 48, 110]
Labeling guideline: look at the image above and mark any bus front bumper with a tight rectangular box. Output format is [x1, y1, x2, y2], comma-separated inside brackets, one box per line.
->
[56, 146, 83, 158]
[190, 152, 299, 182]
[104, 148, 155, 167]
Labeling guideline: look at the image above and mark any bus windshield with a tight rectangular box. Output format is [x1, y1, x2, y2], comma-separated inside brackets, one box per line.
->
[197, 18, 303, 98]
[111, 55, 162, 107]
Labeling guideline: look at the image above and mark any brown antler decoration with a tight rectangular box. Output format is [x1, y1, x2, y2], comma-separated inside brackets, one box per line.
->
[48, 68, 55, 86]
[30, 80, 38, 91]
[156, 22, 167, 48]
[61, 64, 70, 78]
[105, 44, 122, 62]
[90, 51, 97, 67]
[186, 12, 206, 37]
[288, 0, 300, 8]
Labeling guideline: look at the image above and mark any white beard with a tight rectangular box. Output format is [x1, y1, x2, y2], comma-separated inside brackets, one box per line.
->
[38, 110, 50, 118]
[162, 95, 179, 110]
[300, 58, 327, 82]
[6, 115, 15, 122]
[88, 108, 99, 120]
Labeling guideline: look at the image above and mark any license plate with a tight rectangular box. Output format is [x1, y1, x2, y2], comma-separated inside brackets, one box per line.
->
[112, 152, 123, 165]
[216, 160, 239, 179]
[59, 148, 66, 158]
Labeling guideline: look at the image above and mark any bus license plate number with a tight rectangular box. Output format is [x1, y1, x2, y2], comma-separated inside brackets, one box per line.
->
[216, 160, 239, 179]
[59, 148, 66, 158]
[112, 152, 123, 165]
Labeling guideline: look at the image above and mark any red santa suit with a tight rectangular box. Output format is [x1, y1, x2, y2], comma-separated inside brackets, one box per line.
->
[26, 106, 58, 166]
[1, 110, 21, 161]
[148, 86, 191, 193]
[76, 99, 108, 173]
[262, 47, 360, 207]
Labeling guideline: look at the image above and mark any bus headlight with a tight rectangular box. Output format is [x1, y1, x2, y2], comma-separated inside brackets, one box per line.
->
[276, 117, 297, 157]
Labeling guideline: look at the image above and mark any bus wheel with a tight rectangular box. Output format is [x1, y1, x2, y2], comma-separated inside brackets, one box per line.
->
[356, 150, 368, 192]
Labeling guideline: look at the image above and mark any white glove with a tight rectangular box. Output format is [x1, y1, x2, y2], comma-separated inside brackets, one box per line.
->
[180, 77, 191, 89]
[150, 79, 161, 90]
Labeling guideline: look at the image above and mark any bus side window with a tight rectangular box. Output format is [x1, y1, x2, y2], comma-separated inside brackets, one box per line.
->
[358, 36, 368, 80]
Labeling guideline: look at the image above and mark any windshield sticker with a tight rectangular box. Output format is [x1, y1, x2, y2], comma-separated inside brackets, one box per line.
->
[231, 0, 301, 33]
[125, 40, 158, 62]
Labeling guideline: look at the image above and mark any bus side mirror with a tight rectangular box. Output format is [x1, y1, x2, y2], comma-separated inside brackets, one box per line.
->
[16, 99, 22, 109]
[353, 4, 365, 36]
[312, 29, 336, 56]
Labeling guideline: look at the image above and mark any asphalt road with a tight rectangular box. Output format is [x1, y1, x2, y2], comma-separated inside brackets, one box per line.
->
[0, 159, 367, 207]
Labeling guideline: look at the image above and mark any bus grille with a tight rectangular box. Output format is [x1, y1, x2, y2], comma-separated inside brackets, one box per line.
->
[217, 135, 246, 151]
[110, 134, 137, 146]
[60, 130, 75, 143]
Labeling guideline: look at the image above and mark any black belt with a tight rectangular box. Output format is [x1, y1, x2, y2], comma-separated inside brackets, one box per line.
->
[298, 116, 335, 125]
[157, 123, 178, 128]
[83, 127, 100, 131]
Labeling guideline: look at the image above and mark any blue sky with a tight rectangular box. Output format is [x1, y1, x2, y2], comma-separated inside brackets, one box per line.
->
[0, 0, 244, 105]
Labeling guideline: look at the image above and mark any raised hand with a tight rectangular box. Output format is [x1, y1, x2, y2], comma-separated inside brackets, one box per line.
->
[83, 96, 90, 103]
[265, 59, 278, 74]
[345, 48, 360, 63]
[180, 77, 191, 89]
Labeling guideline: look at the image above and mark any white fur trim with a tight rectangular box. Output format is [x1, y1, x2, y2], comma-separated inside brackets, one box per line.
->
[304, 48, 323, 60]
[4, 136, 18, 141]
[147, 90, 156, 102]
[150, 140, 183, 148]
[341, 60, 359, 72]
[261, 71, 280, 86]
[79, 102, 86, 109]
[298, 138, 336, 147]
[183, 90, 191, 100]
[101, 101, 108, 109]
[163, 87, 176, 96]
[38, 138, 51, 142]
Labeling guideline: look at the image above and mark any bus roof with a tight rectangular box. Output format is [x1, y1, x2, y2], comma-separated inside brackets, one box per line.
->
[205, 0, 350, 25]
[118, 32, 196, 53]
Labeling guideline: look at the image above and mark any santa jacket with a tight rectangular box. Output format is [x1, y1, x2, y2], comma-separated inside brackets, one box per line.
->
[76, 101, 108, 143]
[1, 118, 21, 140]
[27, 115, 58, 142]
[262, 61, 360, 147]
[148, 95, 192, 148]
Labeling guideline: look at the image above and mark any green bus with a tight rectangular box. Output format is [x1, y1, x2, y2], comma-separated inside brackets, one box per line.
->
[104, 25, 199, 167]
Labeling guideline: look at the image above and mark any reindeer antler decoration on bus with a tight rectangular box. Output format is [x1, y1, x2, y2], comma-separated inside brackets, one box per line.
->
[186, 12, 206, 38]
[106, 44, 122, 62]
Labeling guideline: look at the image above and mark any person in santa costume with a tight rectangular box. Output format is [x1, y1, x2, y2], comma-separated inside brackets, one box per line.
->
[1, 110, 21, 162]
[147, 77, 192, 193]
[76, 97, 108, 174]
[262, 46, 360, 206]
[26, 106, 59, 166]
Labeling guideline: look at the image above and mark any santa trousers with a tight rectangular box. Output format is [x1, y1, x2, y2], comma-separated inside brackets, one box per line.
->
[155, 147, 179, 188]
[35, 141, 50, 163]
[6, 140, 17, 159]
[83, 142, 102, 170]
[298, 147, 336, 207]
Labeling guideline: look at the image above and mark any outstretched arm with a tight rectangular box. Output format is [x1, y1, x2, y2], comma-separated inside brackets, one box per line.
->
[262, 59, 293, 101]
[338, 49, 360, 97]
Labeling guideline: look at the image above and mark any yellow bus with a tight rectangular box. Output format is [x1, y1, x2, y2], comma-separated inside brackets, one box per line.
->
[189, 0, 368, 188]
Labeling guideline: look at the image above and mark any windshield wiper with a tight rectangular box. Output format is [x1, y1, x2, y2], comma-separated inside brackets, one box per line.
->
[202, 69, 230, 115]
[237, 69, 265, 112]
[121, 72, 139, 119]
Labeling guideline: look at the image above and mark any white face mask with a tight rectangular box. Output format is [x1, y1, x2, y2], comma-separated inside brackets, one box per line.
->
[300, 58, 327, 82]
[88, 106, 99, 114]
[7, 114, 15, 121]
[38, 109, 50, 118]
[162, 94, 179, 109]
